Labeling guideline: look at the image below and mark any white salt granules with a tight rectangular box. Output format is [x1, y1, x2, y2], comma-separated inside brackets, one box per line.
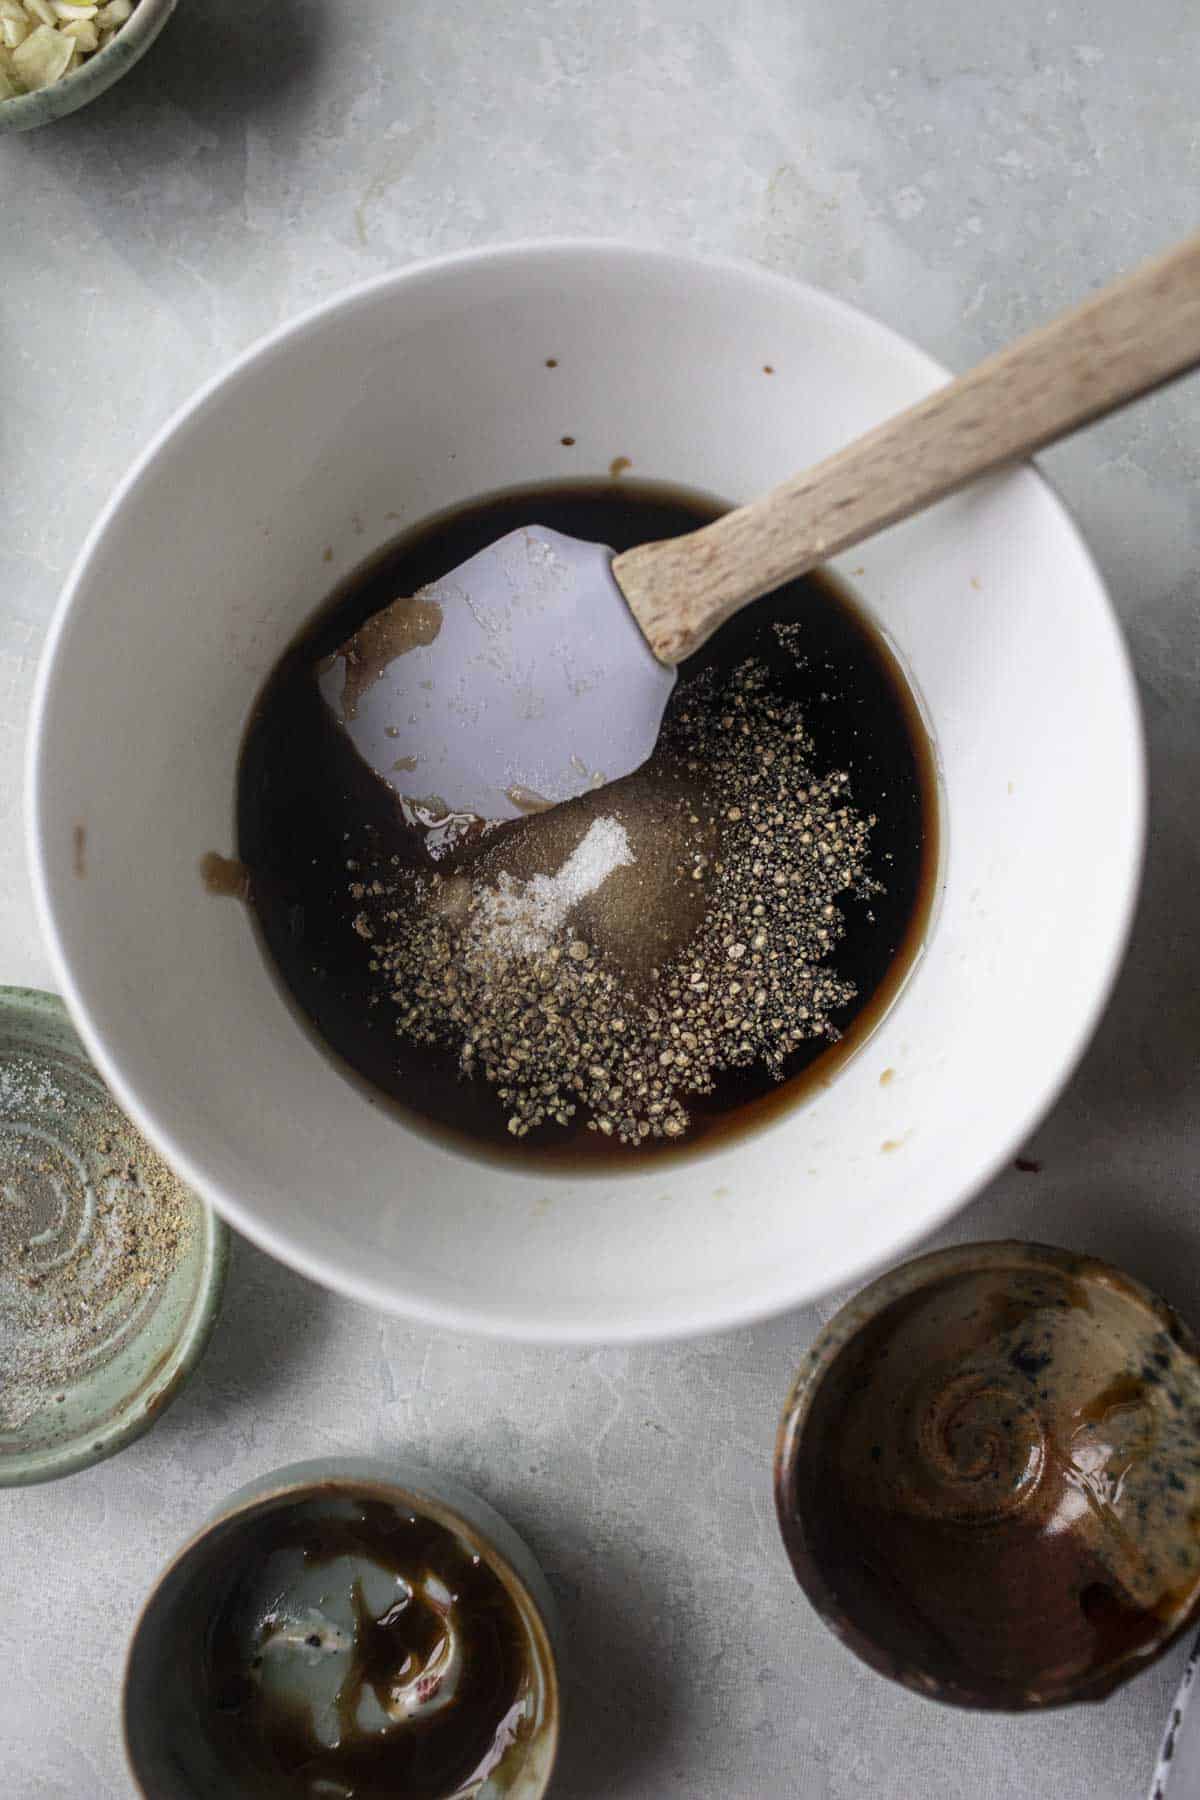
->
[471, 816, 634, 958]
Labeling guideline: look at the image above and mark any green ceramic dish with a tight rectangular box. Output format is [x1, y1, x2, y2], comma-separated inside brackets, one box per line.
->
[124, 1457, 563, 1798]
[0, 986, 227, 1485]
[0, 0, 176, 135]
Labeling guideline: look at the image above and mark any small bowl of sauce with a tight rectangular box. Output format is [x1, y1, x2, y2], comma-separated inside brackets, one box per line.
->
[124, 1458, 560, 1798]
[775, 1240, 1200, 1709]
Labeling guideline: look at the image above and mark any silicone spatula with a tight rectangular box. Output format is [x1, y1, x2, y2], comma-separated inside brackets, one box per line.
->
[320, 231, 1200, 824]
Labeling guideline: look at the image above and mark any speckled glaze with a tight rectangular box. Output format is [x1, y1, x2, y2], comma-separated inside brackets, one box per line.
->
[775, 1241, 1200, 1709]
[0, 986, 227, 1485]
[0, 0, 176, 134]
[123, 1456, 562, 1800]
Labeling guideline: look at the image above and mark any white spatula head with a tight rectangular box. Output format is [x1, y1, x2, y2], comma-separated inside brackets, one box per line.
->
[318, 525, 676, 827]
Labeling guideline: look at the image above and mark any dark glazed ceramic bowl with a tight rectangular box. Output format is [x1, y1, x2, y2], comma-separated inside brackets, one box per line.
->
[775, 1241, 1200, 1710]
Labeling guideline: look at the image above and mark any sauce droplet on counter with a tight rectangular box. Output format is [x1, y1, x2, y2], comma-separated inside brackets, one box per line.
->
[200, 851, 251, 900]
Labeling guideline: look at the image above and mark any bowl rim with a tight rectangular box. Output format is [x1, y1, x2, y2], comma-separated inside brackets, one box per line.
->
[0, 983, 229, 1486]
[0, 0, 177, 134]
[25, 240, 1148, 1344]
[773, 1238, 1200, 1710]
[121, 1457, 562, 1799]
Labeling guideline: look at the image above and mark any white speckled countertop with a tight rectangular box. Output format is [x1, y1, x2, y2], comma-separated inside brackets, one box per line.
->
[3, 3, 1199, 1794]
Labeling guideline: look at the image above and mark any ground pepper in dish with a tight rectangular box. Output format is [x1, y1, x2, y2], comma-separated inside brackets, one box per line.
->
[360, 644, 875, 1143]
[0, 1049, 193, 1429]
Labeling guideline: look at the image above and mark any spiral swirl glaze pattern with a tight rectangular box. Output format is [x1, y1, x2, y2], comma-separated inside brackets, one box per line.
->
[903, 1367, 1047, 1524]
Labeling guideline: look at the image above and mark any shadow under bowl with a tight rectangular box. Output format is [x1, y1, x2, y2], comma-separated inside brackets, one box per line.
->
[775, 1240, 1200, 1709]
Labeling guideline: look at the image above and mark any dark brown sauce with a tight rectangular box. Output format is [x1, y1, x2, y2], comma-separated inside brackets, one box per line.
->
[201, 850, 252, 899]
[201, 1493, 531, 1799]
[782, 1263, 1200, 1704]
[1077, 1372, 1150, 1425]
[238, 480, 939, 1168]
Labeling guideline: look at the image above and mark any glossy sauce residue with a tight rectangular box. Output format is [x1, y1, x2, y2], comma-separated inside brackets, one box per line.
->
[201, 1495, 532, 1798]
[238, 480, 938, 1166]
[784, 1255, 1200, 1704]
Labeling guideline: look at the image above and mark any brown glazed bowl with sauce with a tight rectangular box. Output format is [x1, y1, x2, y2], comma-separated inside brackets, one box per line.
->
[774, 1241, 1200, 1710]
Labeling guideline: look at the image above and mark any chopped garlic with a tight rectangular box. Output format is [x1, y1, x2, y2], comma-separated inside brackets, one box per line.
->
[60, 15, 95, 48]
[0, 0, 135, 95]
[13, 20, 72, 85]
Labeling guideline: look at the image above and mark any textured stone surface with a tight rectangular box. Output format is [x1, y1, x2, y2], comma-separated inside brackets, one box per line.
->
[2, 1, 1199, 1793]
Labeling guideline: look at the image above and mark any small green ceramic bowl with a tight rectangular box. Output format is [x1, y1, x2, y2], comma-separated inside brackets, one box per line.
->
[0, 986, 227, 1485]
[124, 1457, 563, 1799]
[0, 0, 176, 134]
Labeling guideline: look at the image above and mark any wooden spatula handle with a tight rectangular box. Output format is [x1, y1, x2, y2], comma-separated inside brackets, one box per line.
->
[614, 231, 1200, 665]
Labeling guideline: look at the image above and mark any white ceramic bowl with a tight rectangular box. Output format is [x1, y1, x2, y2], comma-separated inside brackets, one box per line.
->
[28, 242, 1144, 1343]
